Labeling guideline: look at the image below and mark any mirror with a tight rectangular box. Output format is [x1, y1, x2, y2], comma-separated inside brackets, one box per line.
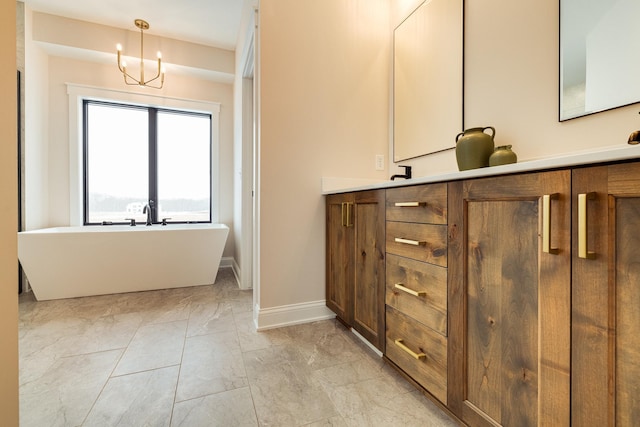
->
[560, 0, 640, 121]
[393, 0, 463, 162]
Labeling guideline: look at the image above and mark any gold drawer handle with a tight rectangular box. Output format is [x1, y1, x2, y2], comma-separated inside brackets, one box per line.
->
[542, 193, 559, 254]
[578, 192, 596, 259]
[394, 283, 426, 297]
[394, 339, 426, 360]
[394, 237, 426, 246]
[394, 201, 426, 207]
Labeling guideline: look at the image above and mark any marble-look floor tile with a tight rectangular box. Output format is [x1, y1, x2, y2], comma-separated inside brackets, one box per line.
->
[83, 365, 179, 427]
[233, 310, 289, 353]
[19, 349, 122, 427]
[342, 390, 459, 427]
[311, 356, 387, 391]
[327, 376, 412, 418]
[19, 268, 459, 427]
[244, 345, 339, 426]
[171, 387, 258, 427]
[186, 301, 235, 337]
[19, 310, 142, 386]
[303, 416, 348, 426]
[113, 320, 187, 375]
[175, 331, 248, 402]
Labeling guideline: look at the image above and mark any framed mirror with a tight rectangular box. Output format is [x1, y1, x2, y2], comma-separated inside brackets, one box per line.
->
[393, 0, 463, 162]
[560, 0, 640, 121]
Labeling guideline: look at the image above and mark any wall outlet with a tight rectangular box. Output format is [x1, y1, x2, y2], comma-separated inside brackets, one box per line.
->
[375, 154, 385, 171]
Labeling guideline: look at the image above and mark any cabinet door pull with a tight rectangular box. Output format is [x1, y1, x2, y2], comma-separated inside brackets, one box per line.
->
[394, 339, 426, 360]
[341, 202, 353, 227]
[542, 194, 560, 254]
[394, 237, 426, 246]
[578, 192, 596, 259]
[394, 201, 426, 207]
[394, 283, 426, 297]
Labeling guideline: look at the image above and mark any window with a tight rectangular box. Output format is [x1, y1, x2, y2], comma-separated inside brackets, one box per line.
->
[83, 100, 212, 225]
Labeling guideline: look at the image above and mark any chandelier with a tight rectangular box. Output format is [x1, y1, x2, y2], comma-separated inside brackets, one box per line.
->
[116, 19, 165, 89]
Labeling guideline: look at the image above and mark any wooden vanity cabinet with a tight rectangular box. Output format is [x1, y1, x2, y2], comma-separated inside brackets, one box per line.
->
[326, 159, 640, 426]
[571, 163, 640, 426]
[384, 183, 449, 404]
[448, 170, 572, 427]
[326, 190, 385, 351]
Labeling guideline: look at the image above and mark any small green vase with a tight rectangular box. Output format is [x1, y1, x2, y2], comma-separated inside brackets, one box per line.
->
[489, 145, 517, 166]
[455, 126, 496, 171]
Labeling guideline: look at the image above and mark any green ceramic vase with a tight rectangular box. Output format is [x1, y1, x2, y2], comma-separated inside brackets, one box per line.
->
[455, 126, 496, 171]
[489, 145, 517, 166]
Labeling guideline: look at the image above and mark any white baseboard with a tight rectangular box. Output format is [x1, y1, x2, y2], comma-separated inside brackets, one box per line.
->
[255, 300, 336, 331]
[219, 256, 234, 269]
[219, 257, 252, 290]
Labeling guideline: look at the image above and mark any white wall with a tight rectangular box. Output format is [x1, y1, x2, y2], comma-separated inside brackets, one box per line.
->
[233, 0, 258, 288]
[0, 0, 19, 423]
[25, 11, 237, 258]
[24, 7, 50, 231]
[257, 0, 391, 318]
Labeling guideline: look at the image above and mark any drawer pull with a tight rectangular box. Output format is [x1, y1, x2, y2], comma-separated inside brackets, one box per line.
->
[394, 237, 426, 246]
[394, 283, 426, 297]
[394, 201, 426, 207]
[542, 193, 559, 254]
[394, 339, 426, 360]
[578, 192, 596, 259]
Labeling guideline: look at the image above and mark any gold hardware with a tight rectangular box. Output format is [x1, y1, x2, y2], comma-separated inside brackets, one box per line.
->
[116, 19, 165, 89]
[394, 201, 426, 207]
[578, 192, 596, 259]
[394, 339, 426, 360]
[340, 202, 353, 227]
[394, 237, 425, 246]
[345, 202, 353, 227]
[542, 194, 559, 254]
[394, 284, 426, 297]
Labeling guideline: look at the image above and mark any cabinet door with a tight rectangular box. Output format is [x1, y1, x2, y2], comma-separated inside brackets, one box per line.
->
[353, 190, 385, 351]
[326, 193, 354, 325]
[448, 171, 571, 427]
[572, 163, 640, 426]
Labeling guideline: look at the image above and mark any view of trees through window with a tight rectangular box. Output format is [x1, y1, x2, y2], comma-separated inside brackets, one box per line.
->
[84, 101, 211, 224]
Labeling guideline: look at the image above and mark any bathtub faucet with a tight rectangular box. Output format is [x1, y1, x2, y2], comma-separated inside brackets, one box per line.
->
[142, 201, 154, 226]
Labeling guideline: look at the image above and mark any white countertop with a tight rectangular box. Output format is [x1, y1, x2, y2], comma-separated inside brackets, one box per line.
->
[322, 144, 640, 195]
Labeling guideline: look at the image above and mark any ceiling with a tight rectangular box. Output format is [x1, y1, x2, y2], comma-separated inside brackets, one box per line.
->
[22, 0, 244, 51]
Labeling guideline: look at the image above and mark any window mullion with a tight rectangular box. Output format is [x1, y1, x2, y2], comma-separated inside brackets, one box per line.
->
[149, 108, 158, 223]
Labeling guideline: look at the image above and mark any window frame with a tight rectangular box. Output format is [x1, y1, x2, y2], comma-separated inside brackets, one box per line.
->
[82, 99, 213, 226]
[66, 83, 221, 226]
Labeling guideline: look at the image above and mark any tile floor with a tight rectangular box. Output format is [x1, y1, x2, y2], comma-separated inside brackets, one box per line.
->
[19, 268, 459, 426]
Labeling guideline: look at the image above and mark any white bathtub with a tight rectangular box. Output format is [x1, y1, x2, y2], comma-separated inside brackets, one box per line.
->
[17, 223, 229, 301]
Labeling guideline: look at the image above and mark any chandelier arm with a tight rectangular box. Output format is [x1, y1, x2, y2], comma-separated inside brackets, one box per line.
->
[144, 67, 163, 83]
[122, 71, 142, 85]
[116, 19, 164, 89]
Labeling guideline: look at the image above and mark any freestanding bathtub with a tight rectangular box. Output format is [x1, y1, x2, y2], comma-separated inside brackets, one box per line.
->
[17, 223, 229, 301]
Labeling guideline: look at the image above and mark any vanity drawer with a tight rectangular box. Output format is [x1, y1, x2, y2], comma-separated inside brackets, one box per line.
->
[386, 221, 447, 267]
[386, 183, 447, 224]
[386, 254, 447, 336]
[386, 305, 447, 404]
